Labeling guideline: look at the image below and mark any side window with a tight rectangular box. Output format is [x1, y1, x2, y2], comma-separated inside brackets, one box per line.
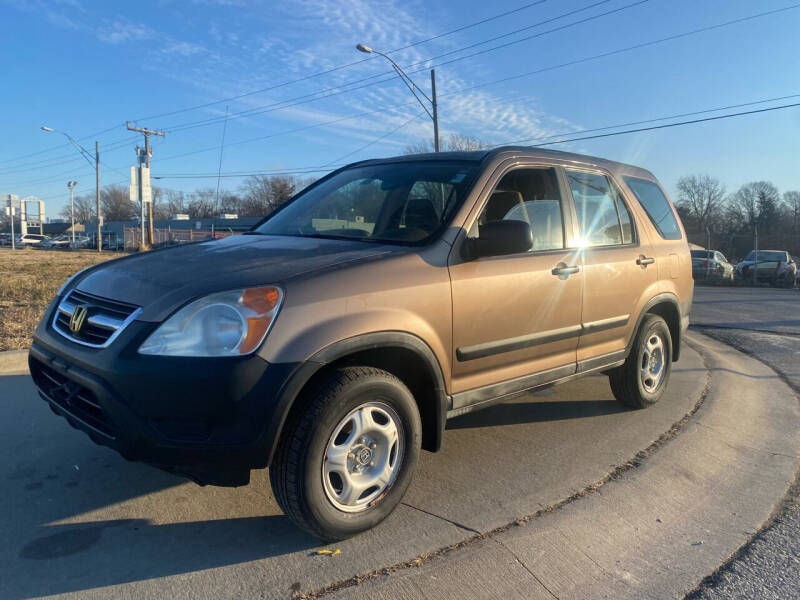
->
[613, 182, 634, 244]
[566, 170, 631, 247]
[472, 168, 565, 252]
[623, 177, 682, 240]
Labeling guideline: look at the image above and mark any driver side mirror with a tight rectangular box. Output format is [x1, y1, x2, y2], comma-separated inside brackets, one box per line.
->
[466, 220, 533, 258]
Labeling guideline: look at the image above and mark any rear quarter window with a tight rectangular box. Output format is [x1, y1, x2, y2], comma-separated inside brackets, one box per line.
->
[623, 177, 682, 240]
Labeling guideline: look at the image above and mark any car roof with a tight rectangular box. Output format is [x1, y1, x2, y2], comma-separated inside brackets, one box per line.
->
[347, 146, 657, 181]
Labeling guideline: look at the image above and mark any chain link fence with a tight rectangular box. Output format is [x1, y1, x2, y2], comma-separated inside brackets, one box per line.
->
[123, 227, 240, 251]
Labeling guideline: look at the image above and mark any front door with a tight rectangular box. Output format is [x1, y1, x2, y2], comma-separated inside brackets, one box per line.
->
[449, 166, 583, 401]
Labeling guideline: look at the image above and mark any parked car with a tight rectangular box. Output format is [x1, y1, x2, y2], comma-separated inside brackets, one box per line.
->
[690, 249, 733, 281]
[734, 250, 797, 287]
[0, 233, 13, 246]
[41, 235, 72, 249]
[68, 235, 91, 249]
[17, 233, 49, 246]
[29, 147, 692, 541]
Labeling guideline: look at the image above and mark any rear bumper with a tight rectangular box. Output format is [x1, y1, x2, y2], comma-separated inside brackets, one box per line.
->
[29, 301, 302, 486]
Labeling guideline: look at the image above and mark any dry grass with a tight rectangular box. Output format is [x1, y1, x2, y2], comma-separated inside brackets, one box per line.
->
[0, 248, 119, 351]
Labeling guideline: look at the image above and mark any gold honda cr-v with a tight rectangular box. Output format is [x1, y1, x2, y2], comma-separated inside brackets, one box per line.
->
[31, 146, 692, 540]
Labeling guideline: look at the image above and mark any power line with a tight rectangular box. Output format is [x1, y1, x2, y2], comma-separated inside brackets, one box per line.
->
[15, 4, 799, 190]
[151, 95, 800, 180]
[496, 92, 800, 144]
[502, 101, 800, 146]
[131, 0, 552, 123]
[444, 2, 800, 97]
[2, 1, 560, 168]
[162, 1, 797, 135]
[0, 137, 132, 175]
[162, 0, 642, 133]
[323, 113, 425, 166]
[0, 124, 127, 166]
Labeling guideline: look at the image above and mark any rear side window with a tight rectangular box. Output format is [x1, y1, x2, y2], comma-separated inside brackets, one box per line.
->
[566, 170, 633, 247]
[624, 177, 682, 240]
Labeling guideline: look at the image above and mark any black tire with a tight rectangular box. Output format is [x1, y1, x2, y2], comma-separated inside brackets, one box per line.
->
[269, 366, 421, 541]
[609, 315, 672, 409]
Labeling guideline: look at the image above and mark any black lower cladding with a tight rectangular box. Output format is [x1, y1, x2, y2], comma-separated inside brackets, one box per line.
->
[29, 311, 302, 486]
[30, 359, 115, 439]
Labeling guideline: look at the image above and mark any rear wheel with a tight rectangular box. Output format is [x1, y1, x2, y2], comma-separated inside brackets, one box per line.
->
[270, 366, 421, 541]
[609, 315, 672, 409]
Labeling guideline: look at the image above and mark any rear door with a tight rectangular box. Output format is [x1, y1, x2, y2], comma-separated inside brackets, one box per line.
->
[563, 169, 659, 367]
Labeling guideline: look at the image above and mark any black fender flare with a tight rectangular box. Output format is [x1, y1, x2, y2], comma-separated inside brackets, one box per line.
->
[626, 293, 684, 362]
[264, 331, 450, 466]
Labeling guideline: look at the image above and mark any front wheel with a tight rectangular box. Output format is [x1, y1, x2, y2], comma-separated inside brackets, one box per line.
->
[269, 366, 421, 541]
[609, 315, 672, 409]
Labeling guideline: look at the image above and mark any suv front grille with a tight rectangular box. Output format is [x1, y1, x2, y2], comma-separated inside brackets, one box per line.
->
[53, 289, 141, 348]
[30, 359, 115, 439]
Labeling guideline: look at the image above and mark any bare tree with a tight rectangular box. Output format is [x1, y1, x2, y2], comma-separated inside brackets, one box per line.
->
[187, 188, 217, 218]
[238, 175, 298, 217]
[404, 133, 491, 154]
[784, 190, 800, 234]
[101, 185, 136, 221]
[676, 174, 725, 233]
[729, 181, 781, 231]
[59, 194, 96, 223]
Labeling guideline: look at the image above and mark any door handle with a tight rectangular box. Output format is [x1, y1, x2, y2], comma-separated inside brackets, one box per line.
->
[636, 256, 656, 266]
[552, 264, 580, 278]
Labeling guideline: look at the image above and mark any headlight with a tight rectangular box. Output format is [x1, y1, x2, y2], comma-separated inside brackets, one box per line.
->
[138, 286, 283, 357]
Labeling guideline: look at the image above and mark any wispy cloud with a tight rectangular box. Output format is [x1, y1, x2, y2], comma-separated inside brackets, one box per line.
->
[96, 19, 154, 44]
[6, 0, 85, 30]
[161, 40, 207, 57]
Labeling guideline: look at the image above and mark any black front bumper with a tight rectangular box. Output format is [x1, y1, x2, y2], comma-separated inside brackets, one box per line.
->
[29, 302, 302, 487]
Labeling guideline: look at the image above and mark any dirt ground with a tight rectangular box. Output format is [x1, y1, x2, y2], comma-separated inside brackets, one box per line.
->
[0, 248, 118, 351]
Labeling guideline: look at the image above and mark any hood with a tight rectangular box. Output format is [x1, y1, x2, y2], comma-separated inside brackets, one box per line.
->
[75, 234, 395, 321]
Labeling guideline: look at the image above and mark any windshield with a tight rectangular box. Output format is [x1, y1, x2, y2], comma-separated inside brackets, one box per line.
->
[691, 250, 713, 259]
[254, 161, 479, 244]
[744, 251, 786, 262]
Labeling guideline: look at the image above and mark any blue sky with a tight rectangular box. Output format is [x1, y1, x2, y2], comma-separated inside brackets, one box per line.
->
[2, 0, 799, 216]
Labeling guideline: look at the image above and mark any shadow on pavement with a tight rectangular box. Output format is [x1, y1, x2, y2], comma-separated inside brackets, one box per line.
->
[15, 516, 316, 597]
[1, 372, 317, 598]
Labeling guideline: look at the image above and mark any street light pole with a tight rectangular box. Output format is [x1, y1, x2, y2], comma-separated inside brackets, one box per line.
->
[356, 44, 440, 152]
[40, 126, 102, 252]
[67, 180, 77, 243]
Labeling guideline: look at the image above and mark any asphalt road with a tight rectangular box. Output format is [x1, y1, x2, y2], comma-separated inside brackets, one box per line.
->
[2, 285, 797, 599]
[2, 346, 707, 599]
[688, 284, 800, 600]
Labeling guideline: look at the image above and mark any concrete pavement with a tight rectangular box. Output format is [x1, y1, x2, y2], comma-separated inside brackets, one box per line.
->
[686, 285, 800, 600]
[1, 326, 797, 599]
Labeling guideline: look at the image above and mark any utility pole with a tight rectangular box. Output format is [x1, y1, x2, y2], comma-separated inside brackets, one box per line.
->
[126, 123, 165, 249]
[96, 142, 102, 252]
[67, 181, 77, 243]
[431, 69, 440, 153]
[706, 228, 711, 281]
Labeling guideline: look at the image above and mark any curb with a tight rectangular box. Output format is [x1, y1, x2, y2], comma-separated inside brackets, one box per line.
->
[0, 349, 29, 375]
[312, 333, 800, 599]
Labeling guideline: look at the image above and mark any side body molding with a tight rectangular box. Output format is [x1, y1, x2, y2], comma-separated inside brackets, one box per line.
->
[264, 331, 450, 466]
